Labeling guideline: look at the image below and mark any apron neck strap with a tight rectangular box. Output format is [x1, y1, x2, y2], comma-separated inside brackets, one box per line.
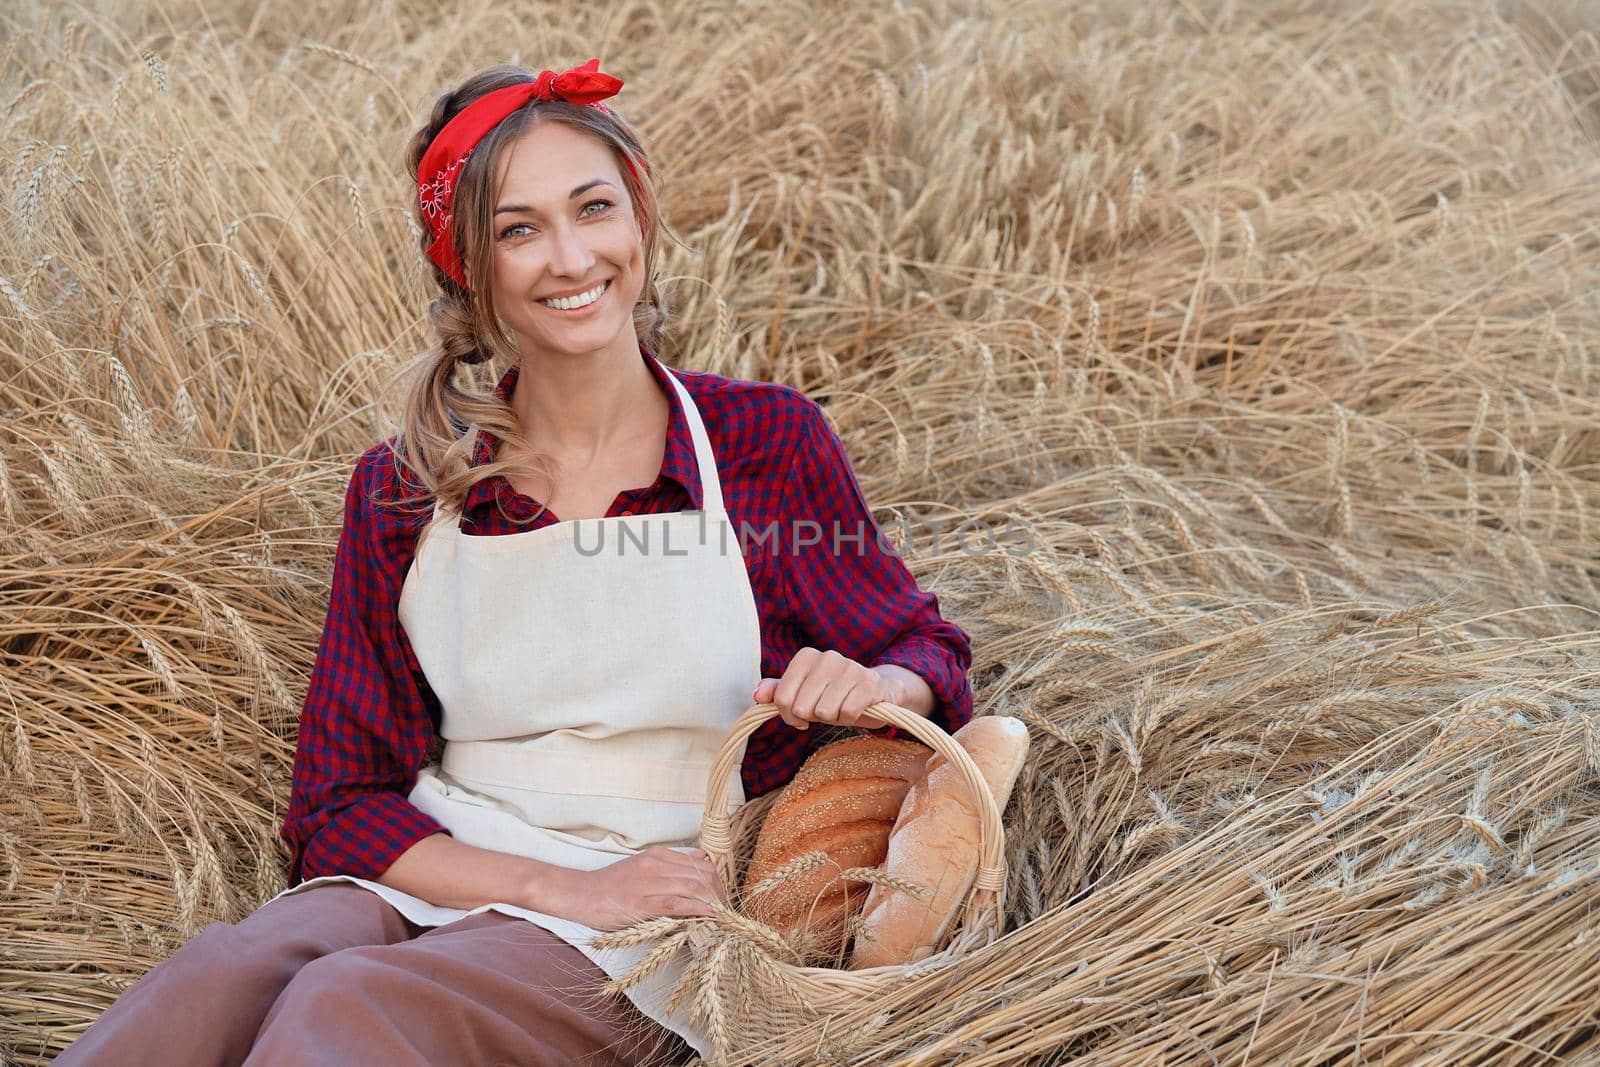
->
[427, 355, 728, 527]
[651, 356, 725, 515]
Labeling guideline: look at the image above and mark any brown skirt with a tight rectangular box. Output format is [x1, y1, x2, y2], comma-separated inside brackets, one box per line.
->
[51, 880, 697, 1067]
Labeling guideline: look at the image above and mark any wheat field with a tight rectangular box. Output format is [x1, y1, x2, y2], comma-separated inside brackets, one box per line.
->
[3, 0, 1600, 1063]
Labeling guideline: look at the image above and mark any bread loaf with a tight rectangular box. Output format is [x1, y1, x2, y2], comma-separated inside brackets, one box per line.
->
[740, 734, 931, 960]
[847, 716, 1029, 970]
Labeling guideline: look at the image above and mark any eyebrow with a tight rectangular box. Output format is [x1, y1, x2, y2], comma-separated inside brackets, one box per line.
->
[494, 179, 617, 216]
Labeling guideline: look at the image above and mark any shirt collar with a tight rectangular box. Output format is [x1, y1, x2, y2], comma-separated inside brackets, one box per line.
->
[464, 342, 701, 517]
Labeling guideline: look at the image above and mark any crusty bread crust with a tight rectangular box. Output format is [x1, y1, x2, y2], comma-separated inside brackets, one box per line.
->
[848, 716, 1030, 969]
[741, 734, 931, 957]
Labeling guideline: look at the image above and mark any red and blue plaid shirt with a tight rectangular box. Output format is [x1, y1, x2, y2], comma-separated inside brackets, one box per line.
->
[281, 343, 974, 885]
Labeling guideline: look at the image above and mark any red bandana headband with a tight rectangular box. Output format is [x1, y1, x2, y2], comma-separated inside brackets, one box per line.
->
[417, 58, 638, 290]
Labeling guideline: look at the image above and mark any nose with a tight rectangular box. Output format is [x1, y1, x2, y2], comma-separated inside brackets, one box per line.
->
[545, 218, 595, 279]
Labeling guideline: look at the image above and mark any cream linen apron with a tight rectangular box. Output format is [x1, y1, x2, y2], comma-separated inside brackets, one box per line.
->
[269, 356, 761, 1061]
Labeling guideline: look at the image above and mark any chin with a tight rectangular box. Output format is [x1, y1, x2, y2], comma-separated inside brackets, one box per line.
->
[536, 327, 624, 356]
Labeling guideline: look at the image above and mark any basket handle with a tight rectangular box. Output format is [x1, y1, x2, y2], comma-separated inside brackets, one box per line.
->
[700, 700, 1008, 913]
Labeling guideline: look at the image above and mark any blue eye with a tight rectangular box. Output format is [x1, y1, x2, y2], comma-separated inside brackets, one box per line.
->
[498, 199, 614, 240]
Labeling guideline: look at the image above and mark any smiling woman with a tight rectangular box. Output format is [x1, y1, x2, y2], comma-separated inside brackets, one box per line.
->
[394, 59, 673, 533]
[52, 56, 973, 1067]
[488, 128, 643, 350]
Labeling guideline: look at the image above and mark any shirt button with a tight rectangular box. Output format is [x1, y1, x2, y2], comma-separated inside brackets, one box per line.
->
[619, 508, 635, 516]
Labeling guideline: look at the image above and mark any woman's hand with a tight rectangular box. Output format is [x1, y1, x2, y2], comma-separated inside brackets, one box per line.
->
[752, 647, 903, 732]
[566, 846, 731, 932]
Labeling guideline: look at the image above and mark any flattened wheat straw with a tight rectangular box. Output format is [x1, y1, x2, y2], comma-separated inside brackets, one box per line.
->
[10, 1, 1600, 1062]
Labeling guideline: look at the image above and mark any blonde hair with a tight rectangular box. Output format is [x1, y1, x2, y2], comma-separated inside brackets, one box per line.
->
[376, 63, 672, 541]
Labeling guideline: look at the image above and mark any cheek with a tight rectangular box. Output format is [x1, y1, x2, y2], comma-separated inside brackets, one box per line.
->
[618, 234, 646, 288]
[490, 247, 527, 289]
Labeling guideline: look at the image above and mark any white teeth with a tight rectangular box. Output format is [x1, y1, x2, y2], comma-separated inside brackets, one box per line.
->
[541, 280, 607, 310]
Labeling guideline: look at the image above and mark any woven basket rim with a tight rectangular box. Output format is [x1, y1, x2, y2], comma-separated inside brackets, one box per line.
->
[698, 700, 1009, 956]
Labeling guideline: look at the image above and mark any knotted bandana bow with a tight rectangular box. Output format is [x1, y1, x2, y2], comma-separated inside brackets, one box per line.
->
[417, 58, 631, 289]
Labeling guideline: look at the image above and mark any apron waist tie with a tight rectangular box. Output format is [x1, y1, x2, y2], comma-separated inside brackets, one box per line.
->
[442, 740, 722, 805]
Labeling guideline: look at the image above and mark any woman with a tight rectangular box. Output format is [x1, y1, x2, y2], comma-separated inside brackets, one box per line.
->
[56, 59, 973, 1066]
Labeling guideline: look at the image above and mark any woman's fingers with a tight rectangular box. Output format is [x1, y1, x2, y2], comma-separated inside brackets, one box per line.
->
[694, 859, 730, 907]
[703, 867, 731, 905]
[772, 704, 808, 730]
[651, 848, 728, 906]
[686, 857, 729, 906]
[663, 875, 721, 912]
[649, 894, 715, 917]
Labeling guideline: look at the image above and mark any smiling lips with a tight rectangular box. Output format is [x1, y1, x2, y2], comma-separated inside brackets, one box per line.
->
[540, 279, 610, 311]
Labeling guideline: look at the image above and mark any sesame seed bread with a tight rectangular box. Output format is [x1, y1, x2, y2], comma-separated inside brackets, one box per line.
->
[740, 734, 932, 959]
[847, 715, 1030, 970]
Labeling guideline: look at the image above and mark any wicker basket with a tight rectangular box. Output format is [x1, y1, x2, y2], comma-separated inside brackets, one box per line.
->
[591, 699, 1008, 1064]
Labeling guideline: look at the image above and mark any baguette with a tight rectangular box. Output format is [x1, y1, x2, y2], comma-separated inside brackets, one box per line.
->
[847, 715, 1029, 969]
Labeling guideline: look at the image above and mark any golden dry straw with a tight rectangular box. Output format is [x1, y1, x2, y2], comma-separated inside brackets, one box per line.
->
[3, 0, 1600, 1062]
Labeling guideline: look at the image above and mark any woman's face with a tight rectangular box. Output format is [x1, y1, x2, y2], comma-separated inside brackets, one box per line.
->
[483, 119, 646, 362]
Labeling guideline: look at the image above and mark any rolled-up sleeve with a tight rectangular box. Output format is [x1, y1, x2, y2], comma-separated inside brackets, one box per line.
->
[279, 450, 452, 885]
[778, 397, 974, 735]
